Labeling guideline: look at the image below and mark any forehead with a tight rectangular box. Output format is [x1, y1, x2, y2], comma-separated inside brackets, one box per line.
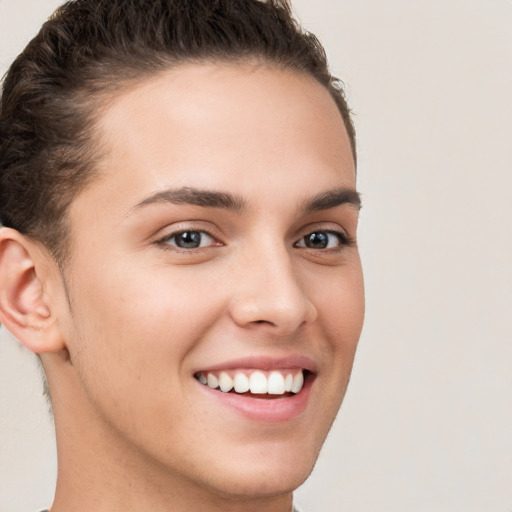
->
[74, 62, 355, 217]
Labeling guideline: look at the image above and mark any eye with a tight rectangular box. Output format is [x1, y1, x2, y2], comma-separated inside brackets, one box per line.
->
[295, 230, 350, 250]
[160, 230, 216, 250]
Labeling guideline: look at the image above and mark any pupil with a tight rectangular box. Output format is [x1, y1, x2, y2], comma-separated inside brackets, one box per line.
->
[306, 232, 328, 248]
[176, 231, 201, 248]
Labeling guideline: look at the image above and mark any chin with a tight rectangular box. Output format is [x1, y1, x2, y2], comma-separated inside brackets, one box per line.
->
[198, 441, 319, 500]
[206, 468, 310, 501]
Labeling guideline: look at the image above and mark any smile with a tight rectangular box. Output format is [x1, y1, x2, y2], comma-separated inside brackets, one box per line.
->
[193, 356, 316, 422]
[195, 369, 305, 396]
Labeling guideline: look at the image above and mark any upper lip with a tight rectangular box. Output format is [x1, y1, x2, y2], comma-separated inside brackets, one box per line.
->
[194, 354, 317, 374]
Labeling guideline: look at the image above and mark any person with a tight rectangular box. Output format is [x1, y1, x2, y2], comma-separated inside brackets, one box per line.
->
[0, 0, 364, 511]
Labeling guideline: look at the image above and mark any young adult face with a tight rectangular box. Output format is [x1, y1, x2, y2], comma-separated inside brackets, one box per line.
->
[40, 62, 364, 506]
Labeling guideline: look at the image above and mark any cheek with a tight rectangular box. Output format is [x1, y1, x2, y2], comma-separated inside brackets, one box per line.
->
[61, 265, 225, 444]
[73, 255, 217, 332]
[65, 261, 223, 395]
[314, 262, 364, 391]
[317, 261, 364, 341]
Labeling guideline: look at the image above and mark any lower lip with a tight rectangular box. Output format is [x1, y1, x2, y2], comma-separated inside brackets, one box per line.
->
[196, 374, 314, 423]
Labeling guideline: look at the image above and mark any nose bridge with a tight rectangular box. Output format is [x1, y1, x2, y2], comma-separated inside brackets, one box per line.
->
[229, 237, 317, 334]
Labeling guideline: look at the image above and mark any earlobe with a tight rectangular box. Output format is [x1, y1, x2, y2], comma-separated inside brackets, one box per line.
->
[0, 227, 65, 353]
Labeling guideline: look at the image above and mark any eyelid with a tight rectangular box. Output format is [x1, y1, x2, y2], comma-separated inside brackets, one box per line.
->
[162, 230, 215, 248]
[294, 227, 355, 250]
[152, 223, 223, 250]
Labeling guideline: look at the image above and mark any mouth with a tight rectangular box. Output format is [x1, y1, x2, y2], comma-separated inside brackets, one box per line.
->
[193, 356, 316, 422]
[194, 366, 315, 422]
[194, 368, 307, 398]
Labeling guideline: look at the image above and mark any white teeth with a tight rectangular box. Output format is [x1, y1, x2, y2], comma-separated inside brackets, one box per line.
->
[199, 370, 305, 395]
[267, 371, 285, 395]
[284, 373, 293, 392]
[218, 372, 234, 392]
[207, 373, 218, 389]
[233, 373, 250, 393]
[249, 371, 268, 394]
[291, 371, 304, 394]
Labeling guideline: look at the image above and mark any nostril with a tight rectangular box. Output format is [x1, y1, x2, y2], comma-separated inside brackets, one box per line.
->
[252, 319, 278, 328]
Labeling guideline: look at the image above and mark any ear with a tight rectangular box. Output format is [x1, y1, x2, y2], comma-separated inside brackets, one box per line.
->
[0, 227, 66, 353]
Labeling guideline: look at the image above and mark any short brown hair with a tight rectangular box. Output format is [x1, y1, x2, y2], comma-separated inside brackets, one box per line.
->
[0, 0, 356, 263]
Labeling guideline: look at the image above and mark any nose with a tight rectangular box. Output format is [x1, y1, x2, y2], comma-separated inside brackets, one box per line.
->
[228, 244, 317, 336]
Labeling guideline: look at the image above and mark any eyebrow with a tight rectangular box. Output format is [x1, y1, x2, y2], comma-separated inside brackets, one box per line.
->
[300, 187, 362, 214]
[131, 185, 361, 214]
[132, 187, 247, 212]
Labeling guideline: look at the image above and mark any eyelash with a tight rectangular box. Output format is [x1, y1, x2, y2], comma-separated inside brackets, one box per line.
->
[156, 229, 218, 251]
[155, 228, 354, 253]
[293, 230, 355, 251]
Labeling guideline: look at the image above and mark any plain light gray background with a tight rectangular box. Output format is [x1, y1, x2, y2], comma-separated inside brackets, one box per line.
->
[1, 1, 511, 511]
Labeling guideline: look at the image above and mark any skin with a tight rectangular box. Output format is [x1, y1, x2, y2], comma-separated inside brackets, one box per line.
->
[0, 62, 364, 512]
